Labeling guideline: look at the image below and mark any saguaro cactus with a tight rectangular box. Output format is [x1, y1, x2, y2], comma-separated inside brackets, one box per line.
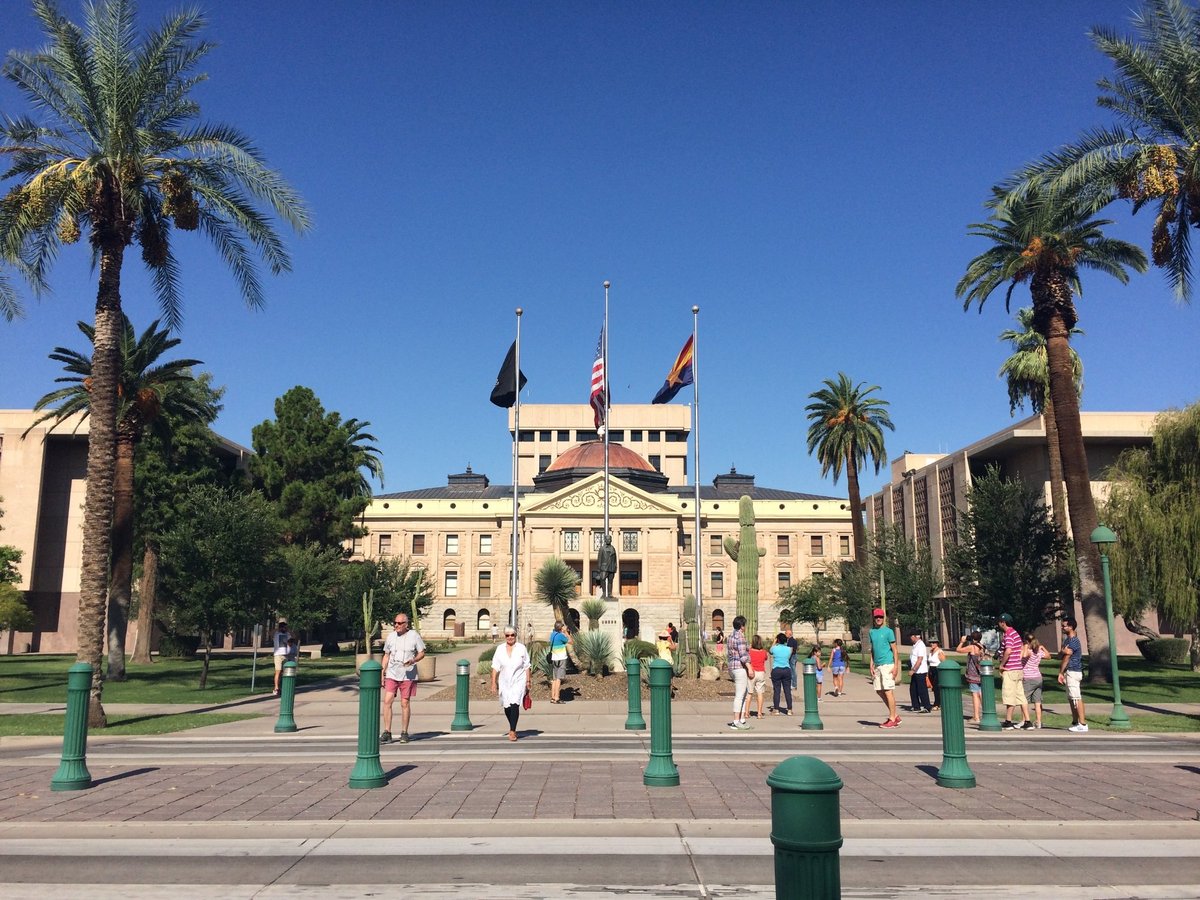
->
[723, 495, 764, 638]
[675, 593, 702, 678]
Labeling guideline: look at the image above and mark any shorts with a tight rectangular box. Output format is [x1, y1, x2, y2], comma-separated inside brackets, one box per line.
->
[831, 665, 846, 676]
[815, 670, 824, 684]
[1065, 670, 1083, 701]
[751, 670, 766, 695]
[1001, 669, 1025, 706]
[968, 682, 981, 694]
[1023, 678, 1043, 704]
[551, 659, 567, 680]
[385, 678, 418, 699]
[872, 666, 896, 692]
[274, 654, 286, 671]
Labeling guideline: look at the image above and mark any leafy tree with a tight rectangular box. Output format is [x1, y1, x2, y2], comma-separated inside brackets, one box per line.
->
[0, 0, 309, 725]
[273, 543, 344, 634]
[872, 525, 942, 637]
[158, 485, 279, 688]
[958, 180, 1147, 681]
[944, 467, 1073, 634]
[28, 315, 210, 679]
[805, 373, 895, 565]
[778, 575, 845, 647]
[338, 556, 434, 641]
[1105, 401, 1200, 670]
[836, 560, 878, 639]
[0, 497, 21, 585]
[534, 557, 579, 632]
[0, 583, 35, 656]
[250, 387, 383, 547]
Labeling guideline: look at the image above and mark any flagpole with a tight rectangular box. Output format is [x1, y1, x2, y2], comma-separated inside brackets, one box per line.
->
[510, 307, 522, 630]
[692, 305, 702, 643]
[602, 280, 610, 552]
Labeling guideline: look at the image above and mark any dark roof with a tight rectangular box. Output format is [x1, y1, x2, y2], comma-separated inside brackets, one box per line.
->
[667, 486, 843, 502]
[375, 485, 527, 501]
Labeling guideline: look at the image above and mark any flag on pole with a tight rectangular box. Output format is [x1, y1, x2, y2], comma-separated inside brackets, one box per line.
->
[651, 335, 694, 404]
[489, 341, 527, 408]
[589, 327, 607, 429]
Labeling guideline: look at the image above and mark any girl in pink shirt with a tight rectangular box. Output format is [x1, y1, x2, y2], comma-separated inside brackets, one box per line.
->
[1021, 635, 1048, 729]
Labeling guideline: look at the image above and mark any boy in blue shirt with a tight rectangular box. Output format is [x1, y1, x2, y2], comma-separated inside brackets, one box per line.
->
[869, 608, 901, 728]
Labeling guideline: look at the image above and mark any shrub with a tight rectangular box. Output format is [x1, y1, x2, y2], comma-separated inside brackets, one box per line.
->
[528, 639, 552, 680]
[574, 630, 613, 675]
[581, 598, 607, 630]
[158, 632, 199, 658]
[1137, 638, 1189, 665]
[623, 639, 657, 662]
[476, 643, 497, 675]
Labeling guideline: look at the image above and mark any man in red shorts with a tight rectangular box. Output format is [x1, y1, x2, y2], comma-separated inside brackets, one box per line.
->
[380, 612, 426, 744]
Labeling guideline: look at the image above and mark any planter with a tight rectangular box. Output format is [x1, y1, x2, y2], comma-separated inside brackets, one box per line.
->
[417, 655, 437, 682]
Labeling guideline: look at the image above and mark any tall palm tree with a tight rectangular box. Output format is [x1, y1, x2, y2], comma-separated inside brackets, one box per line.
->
[1004, 0, 1200, 301]
[29, 315, 214, 680]
[958, 182, 1147, 681]
[0, 0, 309, 724]
[805, 373, 895, 566]
[999, 307, 1084, 540]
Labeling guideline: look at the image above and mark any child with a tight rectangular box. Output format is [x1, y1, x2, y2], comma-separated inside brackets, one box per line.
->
[1021, 633, 1047, 729]
[285, 637, 299, 664]
[830, 638, 847, 697]
[811, 642, 825, 698]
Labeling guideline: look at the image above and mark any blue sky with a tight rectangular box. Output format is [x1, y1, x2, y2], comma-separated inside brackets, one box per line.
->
[1, 1, 1197, 500]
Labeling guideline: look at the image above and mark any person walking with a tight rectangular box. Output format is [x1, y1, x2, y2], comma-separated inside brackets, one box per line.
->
[997, 614, 1029, 730]
[908, 631, 933, 713]
[957, 631, 984, 723]
[491, 625, 531, 741]
[380, 612, 426, 744]
[785, 627, 800, 690]
[928, 638, 944, 710]
[1022, 634, 1048, 729]
[744, 634, 768, 719]
[726, 615, 751, 730]
[829, 638, 848, 697]
[869, 608, 901, 728]
[1058, 617, 1088, 733]
[549, 621, 571, 704]
[769, 632, 794, 715]
[271, 619, 290, 696]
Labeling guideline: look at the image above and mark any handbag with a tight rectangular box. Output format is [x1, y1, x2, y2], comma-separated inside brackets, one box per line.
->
[522, 691, 532, 710]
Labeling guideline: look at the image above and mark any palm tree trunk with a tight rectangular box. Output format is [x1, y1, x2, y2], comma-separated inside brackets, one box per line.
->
[106, 429, 135, 680]
[845, 448, 866, 565]
[1037, 284, 1110, 682]
[78, 244, 126, 727]
[131, 541, 158, 664]
[1042, 402, 1074, 620]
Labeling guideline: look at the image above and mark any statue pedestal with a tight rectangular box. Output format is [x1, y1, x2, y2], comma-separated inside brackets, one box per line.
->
[601, 597, 624, 672]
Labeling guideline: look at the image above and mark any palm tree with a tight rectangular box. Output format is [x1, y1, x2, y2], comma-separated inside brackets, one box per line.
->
[958, 182, 1147, 681]
[29, 315, 214, 680]
[535, 557, 579, 633]
[1003, 0, 1200, 301]
[999, 307, 1084, 540]
[805, 373, 895, 565]
[0, 1, 309, 724]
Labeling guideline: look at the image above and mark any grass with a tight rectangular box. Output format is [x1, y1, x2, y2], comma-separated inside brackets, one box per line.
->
[1039, 711, 1200, 733]
[0, 711, 260, 737]
[0, 653, 355, 705]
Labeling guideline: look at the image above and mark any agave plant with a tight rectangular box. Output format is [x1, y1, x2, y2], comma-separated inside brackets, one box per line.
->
[573, 630, 613, 676]
[581, 598, 607, 631]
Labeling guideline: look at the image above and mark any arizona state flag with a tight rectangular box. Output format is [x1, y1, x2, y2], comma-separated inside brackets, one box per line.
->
[489, 341, 527, 408]
[651, 335, 694, 404]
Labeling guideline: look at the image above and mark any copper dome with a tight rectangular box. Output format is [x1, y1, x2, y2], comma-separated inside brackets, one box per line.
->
[545, 441, 655, 473]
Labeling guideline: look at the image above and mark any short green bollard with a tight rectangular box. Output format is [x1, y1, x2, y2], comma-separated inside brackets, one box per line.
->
[934, 659, 976, 789]
[349, 659, 388, 789]
[625, 657, 646, 730]
[978, 658, 1001, 732]
[643, 658, 679, 786]
[800, 658, 823, 731]
[451, 659, 473, 731]
[767, 756, 843, 899]
[274, 660, 299, 733]
[50, 661, 93, 791]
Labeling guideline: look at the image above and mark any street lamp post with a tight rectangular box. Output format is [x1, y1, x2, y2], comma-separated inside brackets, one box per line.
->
[1090, 525, 1131, 731]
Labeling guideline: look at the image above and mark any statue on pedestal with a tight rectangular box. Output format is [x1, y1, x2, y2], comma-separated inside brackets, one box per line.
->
[595, 534, 618, 598]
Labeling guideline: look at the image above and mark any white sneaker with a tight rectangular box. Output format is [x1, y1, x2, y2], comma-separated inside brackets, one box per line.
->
[1068, 723, 1089, 733]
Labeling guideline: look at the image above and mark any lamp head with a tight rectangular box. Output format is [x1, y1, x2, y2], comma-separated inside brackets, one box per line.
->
[1090, 524, 1117, 549]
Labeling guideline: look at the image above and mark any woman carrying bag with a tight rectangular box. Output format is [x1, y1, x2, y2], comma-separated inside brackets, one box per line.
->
[491, 626, 532, 741]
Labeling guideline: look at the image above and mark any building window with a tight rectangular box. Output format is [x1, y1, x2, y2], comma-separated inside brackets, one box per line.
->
[351, 536, 363, 555]
[649, 454, 661, 471]
[809, 535, 824, 556]
[711, 571, 724, 597]
[557, 430, 570, 441]
[839, 535, 851, 556]
[619, 568, 639, 596]
[539, 430, 551, 441]
[378, 533, 392, 556]
[592, 530, 606, 552]
[563, 529, 581, 553]
[443, 608, 456, 630]
[682, 570, 693, 594]
[778, 570, 791, 593]
[609, 429, 625, 441]
[630, 430, 643, 441]
[479, 534, 493, 554]
[710, 534, 723, 554]
[777, 535, 790, 555]
[445, 570, 458, 597]
[680, 532, 693, 554]
[648, 430, 661, 441]
[518, 430, 534, 442]
[577, 430, 598, 442]
[412, 534, 426, 555]
[621, 530, 639, 553]
[666, 430, 686, 442]
[446, 534, 459, 554]
[478, 570, 491, 597]
[538, 455, 551, 473]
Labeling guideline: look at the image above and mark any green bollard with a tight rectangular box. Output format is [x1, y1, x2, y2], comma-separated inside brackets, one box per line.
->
[767, 756, 843, 899]
[50, 662, 93, 791]
[349, 659, 388, 789]
[625, 657, 646, 730]
[643, 658, 679, 786]
[800, 658, 823, 731]
[274, 660, 299, 733]
[978, 658, 1001, 732]
[451, 659, 473, 731]
[935, 659, 976, 788]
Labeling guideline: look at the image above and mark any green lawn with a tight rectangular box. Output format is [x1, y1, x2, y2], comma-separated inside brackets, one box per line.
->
[1039, 710, 1200, 732]
[0, 653, 355, 705]
[0, 711, 260, 737]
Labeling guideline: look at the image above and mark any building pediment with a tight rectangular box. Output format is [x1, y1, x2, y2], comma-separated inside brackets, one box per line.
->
[522, 471, 680, 516]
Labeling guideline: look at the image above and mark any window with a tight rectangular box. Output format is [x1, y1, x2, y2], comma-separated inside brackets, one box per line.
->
[351, 536, 363, 555]
[445, 570, 458, 597]
[479, 534, 493, 554]
[538, 455, 551, 473]
[539, 430, 551, 441]
[446, 534, 459, 554]
[777, 535, 790, 555]
[592, 530, 606, 552]
[680, 533, 693, 554]
[621, 530, 639, 553]
[609, 429, 624, 441]
[378, 533, 392, 555]
[619, 568, 639, 596]
[648, 430, 661, 441]
[477, 570, 491, 597]
[648, 454, 661, 471]
[682, 570, 693, 594]
[518, 430, 534, 442]
[839, 535, 851, 556]
[710, 534, 723, 554]
[666, 430, 686, 442]
[778, 571, 791, 593]
[711, 571, 724, 597]
[557, 430, 570, 441]
[810, 535, 824, 556]
[563, 529, 581, 552]
[577, 430, 598, 441]
[630, 430, 643, 441]
[412, 534, 426, 555]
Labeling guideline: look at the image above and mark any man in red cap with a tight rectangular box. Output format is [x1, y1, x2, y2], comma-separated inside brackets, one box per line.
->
[868, 608, 901, 727]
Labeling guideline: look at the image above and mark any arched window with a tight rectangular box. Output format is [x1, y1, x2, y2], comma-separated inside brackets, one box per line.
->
[621, 607, 641, 641]
[442, 608, 456, 631]
[711, 609, 725, 635]
[477, 609, 491, 631]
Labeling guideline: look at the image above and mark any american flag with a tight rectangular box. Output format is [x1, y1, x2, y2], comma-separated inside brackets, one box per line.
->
[589, 327, 607, 430]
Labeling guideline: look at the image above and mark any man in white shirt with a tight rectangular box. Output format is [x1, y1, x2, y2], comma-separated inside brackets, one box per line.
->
[380, 612, 426, 744]
[272, 620, 290, 696]
[908, 630, 932, 713]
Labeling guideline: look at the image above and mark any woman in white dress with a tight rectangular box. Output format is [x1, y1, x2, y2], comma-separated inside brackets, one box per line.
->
[490, 625, 531, 741]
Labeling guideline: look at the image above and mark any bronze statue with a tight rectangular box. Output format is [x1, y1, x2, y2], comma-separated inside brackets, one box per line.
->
[595, 534, 618, 598]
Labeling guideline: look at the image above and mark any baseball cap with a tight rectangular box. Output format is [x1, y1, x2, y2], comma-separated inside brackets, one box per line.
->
[872, 608, 885, 618]
[998, 613, 1013, 624]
